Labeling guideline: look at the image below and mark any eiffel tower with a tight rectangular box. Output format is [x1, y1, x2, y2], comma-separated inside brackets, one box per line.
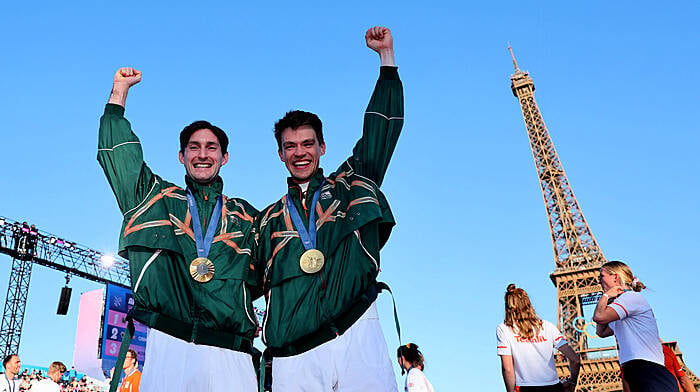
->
[508, 47, 699, 391]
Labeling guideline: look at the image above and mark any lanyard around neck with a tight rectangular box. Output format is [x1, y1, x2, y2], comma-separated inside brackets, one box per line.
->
[186, 188, 223, 258]
[286, 180, 325, 250]
[404, 366, 415, 392]
[5, 375, 15, 392]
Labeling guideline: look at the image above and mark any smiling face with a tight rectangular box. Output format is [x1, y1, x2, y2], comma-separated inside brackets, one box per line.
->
[179, 128, 229, 184]
[278, 125, 326, 183]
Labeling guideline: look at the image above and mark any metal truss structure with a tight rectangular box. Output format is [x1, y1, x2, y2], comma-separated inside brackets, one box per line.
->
[0, 216, 129, 358]
[509, 48, 698, 391]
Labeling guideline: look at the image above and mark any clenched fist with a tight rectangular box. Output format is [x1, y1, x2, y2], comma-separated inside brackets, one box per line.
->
[365, 26, 393, 53]
[108, 67, 141, 107]
[114, 67, 142, 88]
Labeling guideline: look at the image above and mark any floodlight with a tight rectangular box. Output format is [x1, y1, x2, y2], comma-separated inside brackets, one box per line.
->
[100, 254, 116, 268]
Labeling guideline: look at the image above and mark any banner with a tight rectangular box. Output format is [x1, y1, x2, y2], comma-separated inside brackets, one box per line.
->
[73, 289, 106, 380]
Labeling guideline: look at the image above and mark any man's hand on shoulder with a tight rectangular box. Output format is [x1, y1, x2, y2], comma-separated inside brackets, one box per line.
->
[109, 67, 142, 107]
[365, 26, 395, 66]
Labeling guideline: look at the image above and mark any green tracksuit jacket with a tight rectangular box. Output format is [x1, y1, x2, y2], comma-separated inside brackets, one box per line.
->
[98, 104, 259, 351]
[255, 66, 404, 356]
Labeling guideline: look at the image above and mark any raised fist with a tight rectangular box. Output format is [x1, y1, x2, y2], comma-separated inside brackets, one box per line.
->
[113, 67, 142, 88]
[365, 26, 393, 53]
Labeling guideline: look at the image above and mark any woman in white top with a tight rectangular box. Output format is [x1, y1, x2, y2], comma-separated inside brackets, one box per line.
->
[397, 343, 435, 392]
[593, 260, 677, 392]
[497, 284, 580, 392]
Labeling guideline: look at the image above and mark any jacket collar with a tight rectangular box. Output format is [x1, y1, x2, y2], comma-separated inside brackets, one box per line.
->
[287, 169, 325, 194]
[185, 175, 223, 202]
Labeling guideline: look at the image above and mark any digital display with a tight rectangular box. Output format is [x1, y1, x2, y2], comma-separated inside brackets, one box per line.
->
[100, 284, 147, 372]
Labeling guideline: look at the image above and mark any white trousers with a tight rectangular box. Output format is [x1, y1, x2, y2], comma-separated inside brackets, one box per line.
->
[140, 328, 257, 392]
[272, 302, 397, 392]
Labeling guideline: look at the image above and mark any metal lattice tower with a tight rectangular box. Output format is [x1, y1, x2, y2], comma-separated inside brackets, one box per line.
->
[0, 216, 129, 358]
[509, 47, 699, 391]
[509, 47, 606, 352]
[0, 256, 33, 358]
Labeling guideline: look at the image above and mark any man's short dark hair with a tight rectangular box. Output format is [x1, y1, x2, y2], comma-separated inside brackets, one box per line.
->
[180, 121, 229, 154]
[274, 111, 324, 150]
[3, 354, 17, 367]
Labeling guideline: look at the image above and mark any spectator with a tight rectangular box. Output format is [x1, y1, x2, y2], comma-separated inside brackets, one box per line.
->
[661, 343, 697, 392]
[497, 284, 580, 392]
[118, 350, 140, 392]
[30, 361, 66, 392]
[4, 365, 105, 392]
[397, 343, 434, 392]
[594, 260, 677, 392]
[1, 354, 22, 392]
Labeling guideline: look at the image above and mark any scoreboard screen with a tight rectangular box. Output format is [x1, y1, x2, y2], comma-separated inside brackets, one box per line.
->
[100, 284, 148, 372]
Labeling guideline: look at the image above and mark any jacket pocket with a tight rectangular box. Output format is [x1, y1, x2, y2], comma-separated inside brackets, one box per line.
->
[268, 250, 308, 287]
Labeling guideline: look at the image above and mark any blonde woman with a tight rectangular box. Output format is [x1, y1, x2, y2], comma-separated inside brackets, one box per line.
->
[593, 261, 677, 391]
[497, 284, 580, 392]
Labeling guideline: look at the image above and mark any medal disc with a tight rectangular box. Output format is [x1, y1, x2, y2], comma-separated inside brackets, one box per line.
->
[300, 249, 325, 274]
[190, 257, 215, 283]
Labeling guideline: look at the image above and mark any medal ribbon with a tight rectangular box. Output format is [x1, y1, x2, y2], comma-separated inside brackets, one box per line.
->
[186, 188, 223, 258]
[286, 180, 325, 250]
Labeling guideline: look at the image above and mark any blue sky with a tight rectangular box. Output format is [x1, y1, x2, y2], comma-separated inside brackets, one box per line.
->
[1, 1, 698, 390]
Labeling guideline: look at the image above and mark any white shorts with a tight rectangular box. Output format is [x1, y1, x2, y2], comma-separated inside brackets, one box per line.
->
[140, 328, 257, 392]
[272, 301, 397, 392]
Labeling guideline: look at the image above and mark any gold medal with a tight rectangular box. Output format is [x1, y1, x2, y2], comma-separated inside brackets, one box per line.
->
[189, 257, 215, 283]
[300, 249, 325, 274]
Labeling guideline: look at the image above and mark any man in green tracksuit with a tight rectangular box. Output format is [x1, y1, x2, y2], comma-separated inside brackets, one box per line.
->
[255, 26, 403, 391]
[98, 68, 259, 391]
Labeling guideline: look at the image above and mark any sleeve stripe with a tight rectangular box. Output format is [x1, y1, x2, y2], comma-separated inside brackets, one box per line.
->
[497, 346, 507, 348]
[611, 302, 629, 317]
[98, 140, 141, 152]
[554, 336, 563, 342]
[123, 179, 159, 217]
[133, 249, 162, 293]
[365, 111, 403, 121]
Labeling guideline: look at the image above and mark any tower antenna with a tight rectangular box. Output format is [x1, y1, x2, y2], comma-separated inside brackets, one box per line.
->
[507, 44, 520, 72]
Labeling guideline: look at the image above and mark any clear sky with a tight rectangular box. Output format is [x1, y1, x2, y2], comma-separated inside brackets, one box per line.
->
[1, 1, 698, 390]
